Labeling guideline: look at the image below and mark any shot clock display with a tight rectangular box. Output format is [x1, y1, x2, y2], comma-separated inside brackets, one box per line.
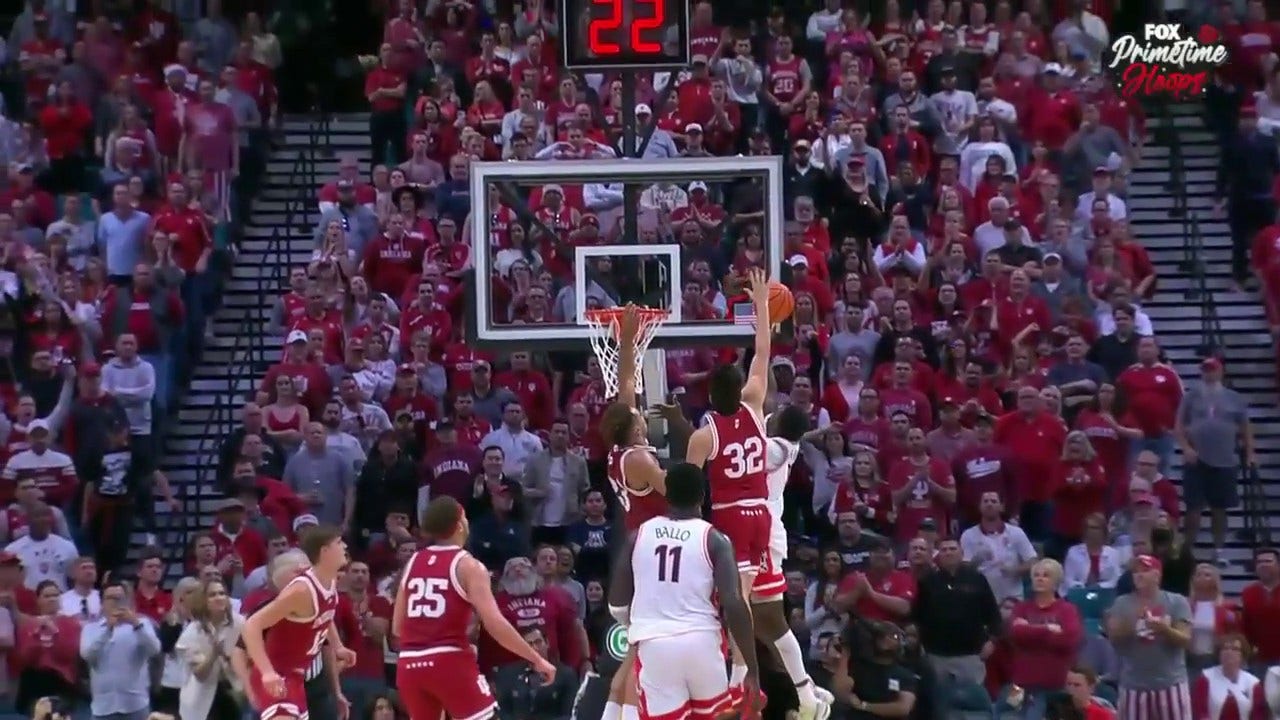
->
[561, 0, 690, 69]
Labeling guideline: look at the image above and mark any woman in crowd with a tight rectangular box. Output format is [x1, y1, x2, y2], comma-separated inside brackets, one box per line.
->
[1063, 512, 1125, 589]
[1190, 634, 1267, 720]
[1186, 563, 1242, 674]
[1008, 559, 1084, 720]
[176, 579, 245, 720]
[155, 577, 202, 716]
[803, 548, 848, 660]
[13, 580, 83, 715]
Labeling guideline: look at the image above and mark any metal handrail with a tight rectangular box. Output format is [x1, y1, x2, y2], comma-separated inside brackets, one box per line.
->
[183, 112, 325, 545]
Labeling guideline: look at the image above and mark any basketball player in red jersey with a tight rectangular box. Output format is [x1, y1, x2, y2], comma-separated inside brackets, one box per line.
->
[241, 525, 357, 720]
[685, 267, 773, 698]
[597, 304, 695, 720]
[395, 496, 554, 720]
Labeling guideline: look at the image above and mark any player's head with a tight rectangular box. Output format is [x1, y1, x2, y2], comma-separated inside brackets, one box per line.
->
[270, 549, 310, 589]
[600, 399, 646, 448]
[299, 524, 347, 572]
[421, 496, 469, 545]
[769, 404, 809, 443]
[708, 364, 745, 415]
[664, 462, 706, 512]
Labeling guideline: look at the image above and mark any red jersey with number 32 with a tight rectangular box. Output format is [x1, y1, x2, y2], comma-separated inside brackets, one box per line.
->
[265, 569, 338, 676]
[608, 444, 668, 532]
[706, 404, 769, 506]
[397, 545, 474, 652]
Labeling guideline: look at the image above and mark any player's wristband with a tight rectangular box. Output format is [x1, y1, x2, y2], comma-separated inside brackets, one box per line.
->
[608, 604, 631, 627]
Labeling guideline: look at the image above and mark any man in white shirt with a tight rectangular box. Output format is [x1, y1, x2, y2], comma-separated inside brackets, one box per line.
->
[1073, 166, 1129, 222]
[59, 556, 101, 621]
[930, 66, 978, 154]
[959, 491, 1037, 601]
[1094, 285, 1154, 336]
[973, 197, 1032, 255]
[480, 401, 545, 477]
[4, 503, 77, 590]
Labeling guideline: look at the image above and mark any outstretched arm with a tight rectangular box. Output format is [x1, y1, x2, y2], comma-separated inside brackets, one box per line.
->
[741, 268, 772, 412]
[616, 304, 641, 409]
[607, 534, 637, 622]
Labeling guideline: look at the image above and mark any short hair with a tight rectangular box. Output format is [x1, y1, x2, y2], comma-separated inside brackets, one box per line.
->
[1066, 665, 1098, 685]
[421, 496, 464, 540]
[298, 525, 343, 563]
[708, 364, 745, 415]
[771, 405, 809, 443]
[599, 401, 635, 448]
[136, 545, 164, 565]
[1254, 547, 1279, 562]
[664, 462, 706, 509]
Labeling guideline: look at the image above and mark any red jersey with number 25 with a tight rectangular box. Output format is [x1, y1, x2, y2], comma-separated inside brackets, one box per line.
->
[397, 545, 474, 653]
[608, 444, 668, 532]
[266, 569, 339, 676]
[706, 404, 769, 507]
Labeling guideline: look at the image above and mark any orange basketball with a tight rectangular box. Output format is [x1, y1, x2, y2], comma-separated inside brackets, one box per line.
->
[767, 280, 794, 322]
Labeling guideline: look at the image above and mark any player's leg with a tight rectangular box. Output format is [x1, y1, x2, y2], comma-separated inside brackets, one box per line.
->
[751, 528, 833, 720]
[682, 631, 734, 720]
[605, 646, 641, 720]
[636, 638, 695, 720]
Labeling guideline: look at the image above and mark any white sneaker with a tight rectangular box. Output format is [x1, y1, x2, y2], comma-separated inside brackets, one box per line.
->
[798, 684, 834, 720]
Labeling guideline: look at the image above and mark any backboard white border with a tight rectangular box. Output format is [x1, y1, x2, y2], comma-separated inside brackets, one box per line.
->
[469, 155, 784, 347]
[574, 243, 683, 325]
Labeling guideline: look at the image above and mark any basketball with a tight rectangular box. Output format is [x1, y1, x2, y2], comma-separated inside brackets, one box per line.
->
[768, 281, 794, 322]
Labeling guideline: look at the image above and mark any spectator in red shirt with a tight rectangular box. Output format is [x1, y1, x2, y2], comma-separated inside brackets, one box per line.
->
[886, 427, 957, 545]
[1116, 337, 1183, 472]
[1239, 548, 1280, 666]
[366, 44, 409, 166]
[834, 538, 915, 623]
[1048, 431, 1108, 559]
[207, 497, 267, 577]
[37, 80, 93, 195]
[1008, 559, 1083, 702]
[1025, 64, 1081, 154]
[994, 385, 1067, 541]
[132, 547, 173, 622]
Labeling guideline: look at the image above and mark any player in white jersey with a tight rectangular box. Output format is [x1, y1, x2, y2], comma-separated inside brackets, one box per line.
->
[751, 406, 834, 720]
[608, 462, 760, 720]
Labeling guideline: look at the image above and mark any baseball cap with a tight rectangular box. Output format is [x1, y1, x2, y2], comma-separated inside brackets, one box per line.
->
[1202, 356, 1224, 371]
[336, 178, 355, 189]
[788, 254, 809, 267]
[292, 514, 319, 531]
[1094, 165, 1113, 176]
[685, 123, 703, 134]
[216, 497, 246, 512]
[286, 329, 308, 344]
[771, 356, 795, 372]
[1134, 554, 1163, 572]
[688, 181, 709, 193]
[397, 363, 416, 375]
[939, 396, 959, 408]
[1043, 63, 1064, 75]
[542, 184, 564, 196]
[1043, 252, 1063, 264]
[27, 419, 50, 435]
[635, 104, 652, 116]
[79, 361, 102, 378]
[794, 138, 812, 149]
[691, 54, 709, 65]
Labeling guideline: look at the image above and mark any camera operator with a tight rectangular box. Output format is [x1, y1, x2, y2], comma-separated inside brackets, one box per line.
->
[829, 619, 918, 720]
[493, 628, 577, 720]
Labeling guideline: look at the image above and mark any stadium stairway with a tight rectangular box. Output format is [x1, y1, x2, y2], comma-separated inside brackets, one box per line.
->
[1140, 102, 1278, 593]
[147, 114, 374, 579]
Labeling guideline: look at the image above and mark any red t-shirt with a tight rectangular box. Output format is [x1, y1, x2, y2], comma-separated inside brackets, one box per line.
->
[886, 456, 954, 543]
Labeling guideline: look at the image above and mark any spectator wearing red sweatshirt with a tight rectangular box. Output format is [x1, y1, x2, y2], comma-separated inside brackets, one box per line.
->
[1008, 559, 1083, 707]
[207, 498, 267, 576]
[361, 212, 424, 297]
[1048, 431, 1108, 560]
[37, 80, 93, 195]
[1116, 337, 1183, 472]
[14, 580, 83, 707]
[993, 386, 1066, 541]
[1240, 547, 1280, 666]
[1025, 64, 1081, 155]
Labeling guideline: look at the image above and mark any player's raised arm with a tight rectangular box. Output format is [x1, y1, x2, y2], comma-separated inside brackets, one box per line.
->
[741, 268, 772, 413]
[616, 304, 641, 409]
[458, 553, 558, 683]
[708, 528, 759, 692]
[241, 581, 312, 678]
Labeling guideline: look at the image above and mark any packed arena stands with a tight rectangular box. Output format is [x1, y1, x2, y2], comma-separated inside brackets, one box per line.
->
[2, 0, 1280, 719]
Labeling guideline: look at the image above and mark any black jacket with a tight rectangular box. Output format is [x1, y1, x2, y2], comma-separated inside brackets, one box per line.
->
[911, 562, 1001, 657]
[494, 661, 577, 720]
[353, 451, 420, 541]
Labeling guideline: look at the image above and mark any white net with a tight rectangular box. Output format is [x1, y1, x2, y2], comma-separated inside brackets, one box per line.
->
[583, 309, 669, 400]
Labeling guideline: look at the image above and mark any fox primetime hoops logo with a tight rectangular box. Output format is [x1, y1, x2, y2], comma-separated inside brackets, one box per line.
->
[1106, 23, 1229, 99]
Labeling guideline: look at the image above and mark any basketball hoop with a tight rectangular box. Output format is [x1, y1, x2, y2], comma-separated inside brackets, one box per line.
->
[583, 307, 671, 399]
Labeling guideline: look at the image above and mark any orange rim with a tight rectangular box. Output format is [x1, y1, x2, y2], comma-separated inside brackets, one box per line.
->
[583, 307, 671, 341]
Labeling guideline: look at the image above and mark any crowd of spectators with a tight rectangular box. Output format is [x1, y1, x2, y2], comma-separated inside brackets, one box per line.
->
[4, 1, 1280, 720]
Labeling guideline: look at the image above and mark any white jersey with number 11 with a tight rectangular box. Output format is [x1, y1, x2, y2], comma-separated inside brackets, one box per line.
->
[629, 517, 721, 644]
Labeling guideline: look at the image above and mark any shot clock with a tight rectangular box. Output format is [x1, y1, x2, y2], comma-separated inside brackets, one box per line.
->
[560, 0, 690, 69]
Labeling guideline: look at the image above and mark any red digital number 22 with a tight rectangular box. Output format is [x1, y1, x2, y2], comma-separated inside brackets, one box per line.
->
[589, 0, 665, 56]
